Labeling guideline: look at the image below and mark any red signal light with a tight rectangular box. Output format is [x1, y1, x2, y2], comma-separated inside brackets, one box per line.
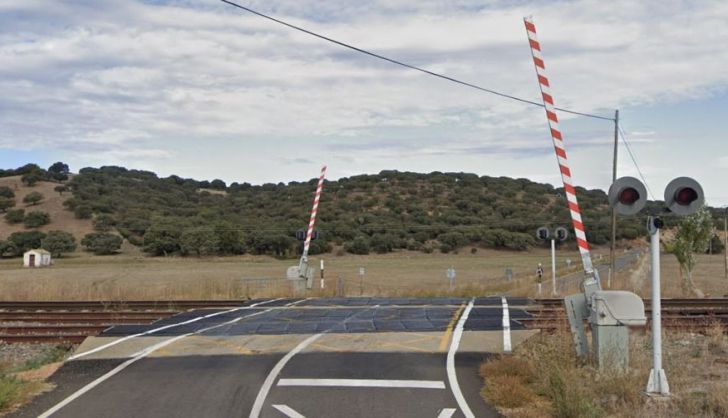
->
[674, 187, 698, 206]
[618, 187, 640, 205]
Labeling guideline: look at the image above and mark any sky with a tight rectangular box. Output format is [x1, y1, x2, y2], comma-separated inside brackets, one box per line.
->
[1, 0, 727, 204]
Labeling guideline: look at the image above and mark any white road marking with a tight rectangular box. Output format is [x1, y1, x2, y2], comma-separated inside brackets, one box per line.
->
[272, 404, 306, 418]
[249, 305, 380, 418]
[446, 297, 475, 418]
[38, 299, 303, 418]
[69, 298, 285, 360]
[501, 296, 512, 353]
[249, 334, 322, 418]
[277, 378, 446, 389]
[437, 408, 456, 418]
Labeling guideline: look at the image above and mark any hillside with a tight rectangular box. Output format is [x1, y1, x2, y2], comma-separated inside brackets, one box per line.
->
[4, 164, 716, 258]
[55, 166, 672, 257]
[0, 175, 93, 240]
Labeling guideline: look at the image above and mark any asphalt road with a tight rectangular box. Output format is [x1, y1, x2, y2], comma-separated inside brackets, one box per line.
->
[12, 297, 534, 418]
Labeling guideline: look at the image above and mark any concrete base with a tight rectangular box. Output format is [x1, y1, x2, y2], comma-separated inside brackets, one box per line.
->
[592, 324, 629, 369]
[646, 368, 670, 395]
[290, 279, 307, 295]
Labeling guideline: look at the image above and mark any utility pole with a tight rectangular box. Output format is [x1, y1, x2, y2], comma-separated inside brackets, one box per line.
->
[609, 109, 619, 289]
[724, 208, 727, 279]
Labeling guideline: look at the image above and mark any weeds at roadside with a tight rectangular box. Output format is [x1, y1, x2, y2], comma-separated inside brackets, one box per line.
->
[480, 328, 728, 418]
[17, 344, 72, 372]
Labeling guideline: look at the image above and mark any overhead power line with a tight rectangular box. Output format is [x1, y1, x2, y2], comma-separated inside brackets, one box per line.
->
[618, 126, 656, 200]
[220, 0, 614, 122]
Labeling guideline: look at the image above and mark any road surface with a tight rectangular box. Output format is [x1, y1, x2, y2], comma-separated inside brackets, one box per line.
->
[12, 297, 538, 418]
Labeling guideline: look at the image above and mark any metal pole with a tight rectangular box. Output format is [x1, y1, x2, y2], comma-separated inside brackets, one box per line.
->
[609, 109, 619, 289]
[646, 217, 669, 395]
[320, 259, 325, 289]
[551, 239, 557, 295]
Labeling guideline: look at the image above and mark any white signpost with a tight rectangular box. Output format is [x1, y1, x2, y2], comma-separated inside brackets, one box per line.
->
[358, 267, 365, 296]
[446, 267, 456, 291]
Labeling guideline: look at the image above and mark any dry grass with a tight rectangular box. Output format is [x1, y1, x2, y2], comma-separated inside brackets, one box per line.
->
[480, 328, 728, 418]
[658, 252, 728, 298]
[0, 247, 610, 300]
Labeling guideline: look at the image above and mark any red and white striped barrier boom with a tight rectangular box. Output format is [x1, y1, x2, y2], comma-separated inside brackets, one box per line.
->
[523, 17, 598, 281]
[302, 165, 327, 260]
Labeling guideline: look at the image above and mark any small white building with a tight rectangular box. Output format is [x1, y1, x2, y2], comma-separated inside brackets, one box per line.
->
[23, 249, 52, 268]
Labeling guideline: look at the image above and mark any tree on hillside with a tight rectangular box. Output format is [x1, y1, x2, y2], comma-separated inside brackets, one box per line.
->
[21, 171, 43, 186]
[0, 186, 14, 199]
[74, 205, 93, 219]
[344, 236, 370, 255]
[665, 207, 713, 296]
[93, 214, 115, 232]
[42, 231, 77, 257]
[54, 185, 68, 196]
[180, 227, 219, 256]
[23, 211, 50, 228]
[48, 162, 70, 182]
[210, 179, 226, 190]
[5, 209, 24, 224]
[142, 219, 184, 256]
[8, 231, 46, 255]
[214, 222, 245, 255]
[23, 191, 44, 206]
[437, 231, 468, 253]
[0, 241, 18, 258]
[0, 197, 15, 212]
[81, 233, 122, 255]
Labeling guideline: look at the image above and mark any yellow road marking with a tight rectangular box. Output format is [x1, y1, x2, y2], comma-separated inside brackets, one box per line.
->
[439, 303, 466, 352]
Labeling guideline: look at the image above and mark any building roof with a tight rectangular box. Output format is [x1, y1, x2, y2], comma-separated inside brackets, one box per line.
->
[25, 249, 51, 255]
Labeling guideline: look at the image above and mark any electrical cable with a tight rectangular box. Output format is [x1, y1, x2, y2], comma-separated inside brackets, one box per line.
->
[617, 125, 656, 200]
[220, 0, 614, 122]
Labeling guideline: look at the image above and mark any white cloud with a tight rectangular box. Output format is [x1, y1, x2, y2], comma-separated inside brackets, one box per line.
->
[0, 0, 727, 203]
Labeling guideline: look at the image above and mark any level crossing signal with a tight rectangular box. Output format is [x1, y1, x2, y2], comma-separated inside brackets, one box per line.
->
[296, 229, 320, 241]
[608, 176, 647, 216]
[664, 177, 704, 216]
[608, 176, 704, 217]
[536, 226, 568, 242]
[536, 227, 549, 240]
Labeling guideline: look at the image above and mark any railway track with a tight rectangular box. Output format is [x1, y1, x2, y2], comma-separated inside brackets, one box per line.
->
[1, 298, 725, 344]
[0, 300, 248, 311]
[0, 299, 250, 344]
[524, 298, 728, 331]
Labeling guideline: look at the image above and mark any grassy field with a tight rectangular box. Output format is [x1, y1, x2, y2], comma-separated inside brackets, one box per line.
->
[0, 246, 612, 300]
[0, 239, 724, 300]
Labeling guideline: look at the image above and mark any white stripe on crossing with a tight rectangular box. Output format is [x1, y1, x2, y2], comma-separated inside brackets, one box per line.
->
[437, 408, 457, 418]
[69, 298, 284, 360]
[501, 297, 512, 353]
[272, 404, 306, 418]
[277, 378, 445, 389]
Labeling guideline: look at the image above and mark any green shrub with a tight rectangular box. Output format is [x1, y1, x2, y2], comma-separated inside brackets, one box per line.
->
[22, 191, 43, 206]
[81, 233, 122, 255]
[23, 211, 50, 228]
[4, 209, 24, 224]
[41, 231, 77, 257]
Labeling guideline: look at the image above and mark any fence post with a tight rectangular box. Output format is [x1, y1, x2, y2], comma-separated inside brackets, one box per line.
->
[336, 275, 345, 298]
